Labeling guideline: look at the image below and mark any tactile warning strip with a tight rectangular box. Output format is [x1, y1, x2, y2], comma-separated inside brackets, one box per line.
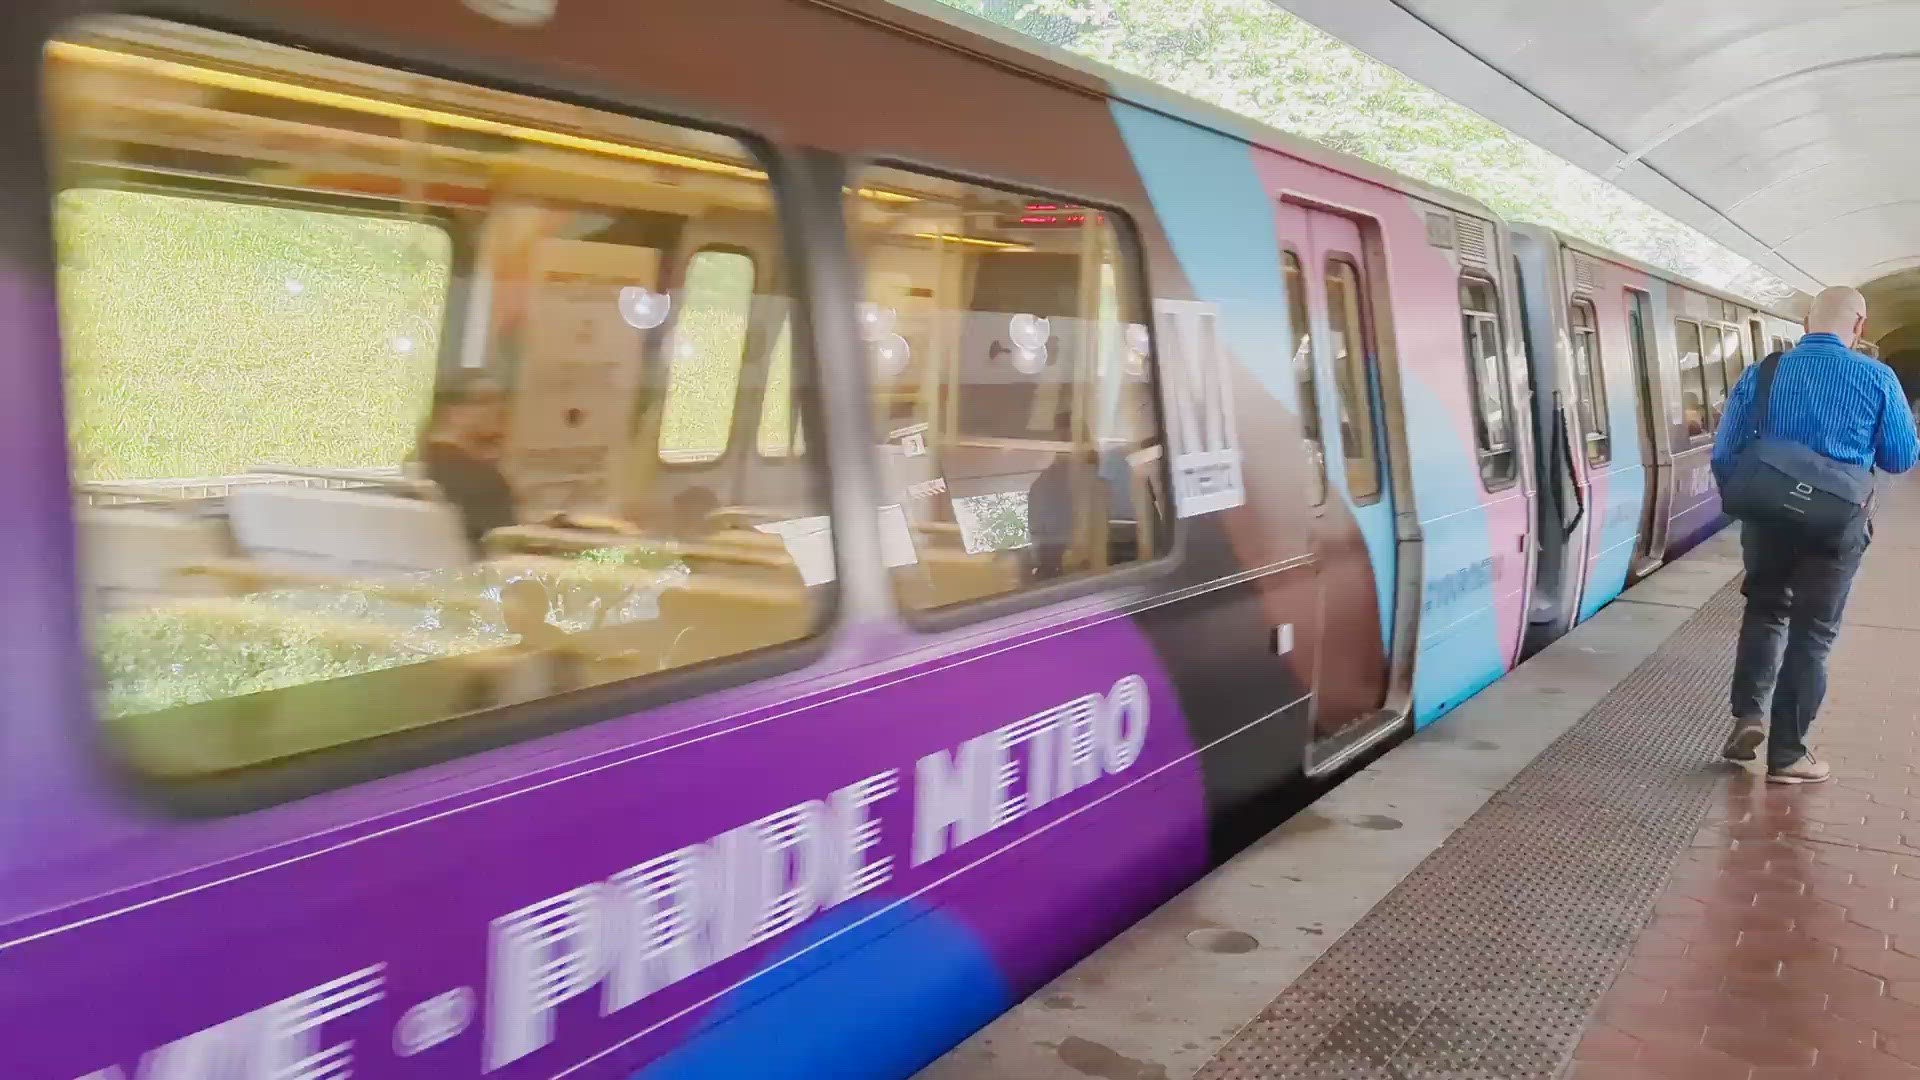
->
[1195, 582, 1746, 1080]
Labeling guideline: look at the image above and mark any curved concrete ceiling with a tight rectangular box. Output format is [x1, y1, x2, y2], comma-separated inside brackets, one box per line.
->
[1279, 0, 1920, 335]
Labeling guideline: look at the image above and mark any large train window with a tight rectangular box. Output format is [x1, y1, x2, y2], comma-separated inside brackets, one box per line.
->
[1327, 258, 1384, 501]
[48, 21, 832, 785]
[1459, 276, 1518, 489]
[846, 166, 1170, 610]
[1284, 250, 1326, 506]
[1570, 298, 1610, 464]
[1675, 319, 1711, 438]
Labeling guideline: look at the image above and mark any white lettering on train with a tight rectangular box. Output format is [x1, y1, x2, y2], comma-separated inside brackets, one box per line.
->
[484, 675, 1149, 1071]
[75, 965, 385, 1080]
[914, 674, 1147, 866]
[485, 769, 898, 1070]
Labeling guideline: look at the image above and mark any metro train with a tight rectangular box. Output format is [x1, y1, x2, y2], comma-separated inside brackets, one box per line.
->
[0, 0, 1802, 1076]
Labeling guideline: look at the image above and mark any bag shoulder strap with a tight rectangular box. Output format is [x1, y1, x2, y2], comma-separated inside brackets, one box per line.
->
[1751, 350, 1784, 438]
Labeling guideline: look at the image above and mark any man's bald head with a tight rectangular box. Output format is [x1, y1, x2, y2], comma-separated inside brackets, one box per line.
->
[1807, 286, 1869, 346]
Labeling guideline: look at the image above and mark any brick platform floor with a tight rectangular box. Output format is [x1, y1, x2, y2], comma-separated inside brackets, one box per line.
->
[1571, 483, 1920, 1079]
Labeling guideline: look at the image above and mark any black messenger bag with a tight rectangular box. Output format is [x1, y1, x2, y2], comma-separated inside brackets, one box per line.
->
[1720, 352, 1874, 546]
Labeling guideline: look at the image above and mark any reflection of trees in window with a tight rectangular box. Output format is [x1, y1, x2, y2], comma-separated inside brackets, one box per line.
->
[953, 492, 1033, 553]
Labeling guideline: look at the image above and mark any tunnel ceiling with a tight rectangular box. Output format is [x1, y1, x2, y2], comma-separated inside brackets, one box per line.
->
[1278, 0, 1920, 334]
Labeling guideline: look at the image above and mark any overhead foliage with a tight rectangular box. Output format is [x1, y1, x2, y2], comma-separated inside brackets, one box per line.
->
[936, 0, 1795, 307]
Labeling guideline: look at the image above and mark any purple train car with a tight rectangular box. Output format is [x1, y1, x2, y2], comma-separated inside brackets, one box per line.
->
[0, 0, 1799, 1076]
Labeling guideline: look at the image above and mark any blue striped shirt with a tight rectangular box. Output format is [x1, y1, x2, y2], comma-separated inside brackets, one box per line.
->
[1711, 332, 1918, 478]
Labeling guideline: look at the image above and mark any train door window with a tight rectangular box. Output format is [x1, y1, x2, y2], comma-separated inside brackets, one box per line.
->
[1284, 250, 1325, 506]
[1721, 325, 1748, 386]
[846, 165, 1170, 611]
[48, 21, 832, 785]
[1460, 276, 1517, 489]
[1570, 298, 1610, 464]
[1674, 319, 1710, 438]
[1325, 258, 1386, 501]
[659, 249, 755, 464]
[1626, 290, 1659, 446]
[1701, 323, 1731, 427]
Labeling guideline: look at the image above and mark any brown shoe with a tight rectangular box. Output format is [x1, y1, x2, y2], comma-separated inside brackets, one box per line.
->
[1767, 752, 1832, 785]
[1722, 717, 1765, 763]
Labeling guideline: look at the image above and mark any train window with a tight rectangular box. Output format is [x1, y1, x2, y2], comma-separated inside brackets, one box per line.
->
[1675, 319, 1710, 438]
[1701, 323, 1731, 427]
[49, 22, 832, 783]
[1570, 298, 1610, 464]
[1750, 321, 1767, 365]
[659, 249, 755, 464]
[847, 165, 1169, 611]
[1459, 277, 1518, 489]
[1327, 258, 1385, 502]
[1284, 250, 1326, 506]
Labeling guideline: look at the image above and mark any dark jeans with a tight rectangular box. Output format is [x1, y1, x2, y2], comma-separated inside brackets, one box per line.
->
[1730, 523, 1868, 770]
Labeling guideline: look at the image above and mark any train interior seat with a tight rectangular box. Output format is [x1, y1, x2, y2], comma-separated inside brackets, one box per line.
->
[226, 484, 472, 580]
[75, 504, 235, 616]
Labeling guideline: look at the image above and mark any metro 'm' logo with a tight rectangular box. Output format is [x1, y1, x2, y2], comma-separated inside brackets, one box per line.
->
[1154, 299, 1246, 517]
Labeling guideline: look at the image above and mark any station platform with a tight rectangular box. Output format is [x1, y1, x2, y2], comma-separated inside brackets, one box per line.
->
[918, 476, 1920, 1080]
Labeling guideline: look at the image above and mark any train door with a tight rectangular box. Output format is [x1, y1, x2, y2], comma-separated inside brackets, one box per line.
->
[1626, 289, 1668, 574]
[1273, 219, 1334, 744]
[1291, 208, 1398, 772]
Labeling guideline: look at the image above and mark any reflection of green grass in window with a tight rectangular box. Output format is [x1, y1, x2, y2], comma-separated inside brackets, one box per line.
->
[95, 603, 498, 719]
[572, 543, 688, 572]
[56, 189, 451, 481]
[659, 250, 754, 462]
[94, 546, 689, 719]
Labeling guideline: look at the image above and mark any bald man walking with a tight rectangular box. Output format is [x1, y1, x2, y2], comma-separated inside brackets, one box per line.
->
[1712, 287, 1918, 783]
